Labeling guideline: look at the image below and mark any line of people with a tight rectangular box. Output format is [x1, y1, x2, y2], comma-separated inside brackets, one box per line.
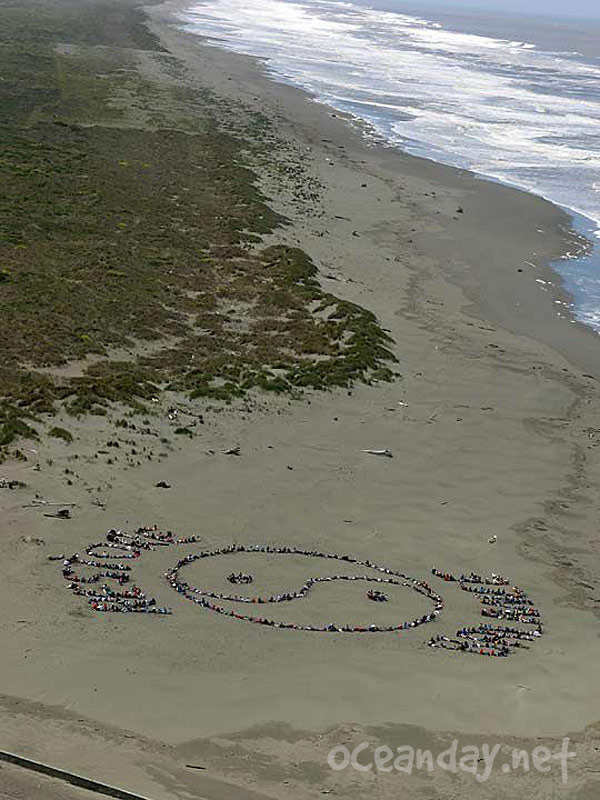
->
[60, 528, 542, 655]
[428, 567, 544, 656]
[432, 568, 509, 586]
[60, 526, 182, 613]
[165, 544, 444, 633]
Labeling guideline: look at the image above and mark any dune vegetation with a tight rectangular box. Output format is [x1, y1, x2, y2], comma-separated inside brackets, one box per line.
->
[0, 0, 397, 453]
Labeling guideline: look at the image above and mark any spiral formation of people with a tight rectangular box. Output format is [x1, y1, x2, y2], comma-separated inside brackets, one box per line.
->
[58, 525, 544, 658]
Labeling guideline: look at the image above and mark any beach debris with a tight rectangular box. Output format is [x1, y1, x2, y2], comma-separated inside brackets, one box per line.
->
[351, 230, 361, 237]
[20, 536, 45, 546]
[223, 446, 241, 456]
[185, 765, 206, 771]
[24, 499, 76, 508]
[155, 480, 171, 489]
[488, 535, 498, 544]
[457, 207, 464, 213]
[44, 508, 71, 519]
[361, 448, 393, 458]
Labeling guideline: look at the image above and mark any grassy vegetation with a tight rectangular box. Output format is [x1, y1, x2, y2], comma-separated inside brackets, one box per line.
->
[0, 0, 397, 452]
[48, 425, 74, 443]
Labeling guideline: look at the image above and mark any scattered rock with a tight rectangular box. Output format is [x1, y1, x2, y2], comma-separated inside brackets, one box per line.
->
[156, 480, 171, 489]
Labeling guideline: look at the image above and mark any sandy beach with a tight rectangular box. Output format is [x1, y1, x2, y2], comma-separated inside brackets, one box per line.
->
[2, 1, 600, 798]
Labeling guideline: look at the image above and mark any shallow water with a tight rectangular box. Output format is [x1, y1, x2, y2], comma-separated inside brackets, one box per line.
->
[180, 0, 600, 331]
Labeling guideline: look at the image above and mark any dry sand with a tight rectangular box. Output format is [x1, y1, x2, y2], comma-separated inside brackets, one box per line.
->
[2, 2, 600, 798]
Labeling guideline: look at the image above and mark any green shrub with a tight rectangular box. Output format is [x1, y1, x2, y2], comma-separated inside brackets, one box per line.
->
[48, 425, 74, 443]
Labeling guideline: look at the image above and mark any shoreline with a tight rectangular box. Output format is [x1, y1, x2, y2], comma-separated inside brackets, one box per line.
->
[3, 2, 600, 797]
[160, 0, 600, 377]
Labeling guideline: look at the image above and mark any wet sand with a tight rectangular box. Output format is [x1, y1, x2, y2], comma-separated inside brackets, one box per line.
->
[1, 1, 600, 798]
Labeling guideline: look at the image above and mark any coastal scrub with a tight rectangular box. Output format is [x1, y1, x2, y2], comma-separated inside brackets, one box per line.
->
[0, 0, 397, 453]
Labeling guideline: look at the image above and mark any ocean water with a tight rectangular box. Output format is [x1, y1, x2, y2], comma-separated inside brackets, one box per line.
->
[179, 0, 600, 330]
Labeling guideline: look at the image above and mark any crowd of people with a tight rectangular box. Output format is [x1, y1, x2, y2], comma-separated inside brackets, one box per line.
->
[427, 622, 543, 657]
[366, 589, 388, 602]
[60, 525, 187, 613]
[431, 569, 509, 586]
[228, 572, 254, 585]
[70, 583, 170, 613]
[59, 528, 543, 654]
[164, 544, 444, 633]
[428, 568, 544, 656]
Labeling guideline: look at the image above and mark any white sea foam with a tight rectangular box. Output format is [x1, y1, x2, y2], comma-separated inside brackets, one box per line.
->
[179, 0, 600, 234]
[179, 0, 600, 327]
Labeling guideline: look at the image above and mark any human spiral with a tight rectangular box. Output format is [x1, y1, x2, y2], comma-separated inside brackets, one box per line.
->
[57, 526, 544, 657]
